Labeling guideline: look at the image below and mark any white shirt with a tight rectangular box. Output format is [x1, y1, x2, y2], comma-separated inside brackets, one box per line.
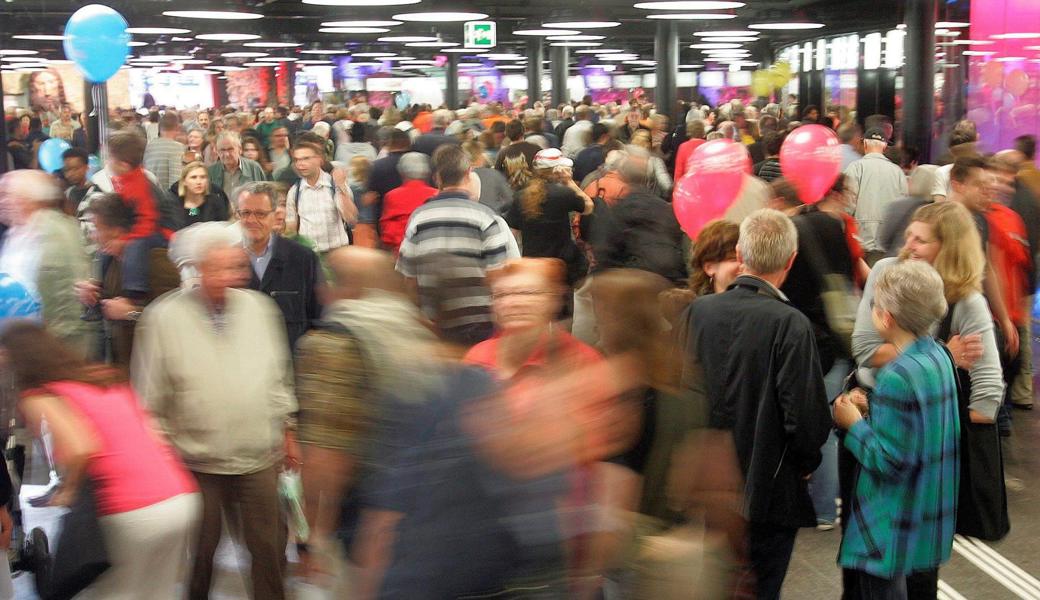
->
[931, 164, 953, 199]
[561, 120, 593, 159]
[844, 153, 909, 252]
[286, 171, 351, 253]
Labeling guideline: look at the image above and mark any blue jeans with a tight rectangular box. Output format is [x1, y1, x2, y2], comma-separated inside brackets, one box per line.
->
[810, 358, 851, 523]
[118, 233, 167, 296]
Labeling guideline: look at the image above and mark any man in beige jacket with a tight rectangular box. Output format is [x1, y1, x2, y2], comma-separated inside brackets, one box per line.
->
[132, 222, 298, 600]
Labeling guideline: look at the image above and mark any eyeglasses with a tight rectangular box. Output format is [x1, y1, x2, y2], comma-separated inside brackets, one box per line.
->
[236, 209, 273, 220]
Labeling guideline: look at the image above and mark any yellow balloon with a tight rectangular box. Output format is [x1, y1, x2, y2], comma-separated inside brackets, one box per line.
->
[770, 69, 789, 89]
[773, 60, 792, 80]
[752, 70, 772, 97]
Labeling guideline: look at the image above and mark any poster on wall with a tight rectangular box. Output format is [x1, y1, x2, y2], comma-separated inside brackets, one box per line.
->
[2, 63, 131, 117]
[128, 69, 214, 109]
[225, 68, 275, 109]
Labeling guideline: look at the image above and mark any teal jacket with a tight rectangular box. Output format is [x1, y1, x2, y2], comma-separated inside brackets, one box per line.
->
[839, 336, 960, 578]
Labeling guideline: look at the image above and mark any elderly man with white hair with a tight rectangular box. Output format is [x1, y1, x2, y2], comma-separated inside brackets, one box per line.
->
[413, 108, 461, 156]
[0, 169, 92, 356]
[208, 131, 268, 200]
[844, 127, 909, 264]
[132, 221, 297, 600]
[681, 208, 831, 600]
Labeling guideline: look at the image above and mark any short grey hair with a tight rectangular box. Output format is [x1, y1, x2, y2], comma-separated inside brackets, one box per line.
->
[737, 209, 798, 274]
[171, 221, 242, 268]
[433, 109, 454, 129]
[398, 152, 431, 181]
[215, 131, 242, 149]
[873, 260, 948, 336]
[232, 181, 282, 211]
[0, 170, 62, 207]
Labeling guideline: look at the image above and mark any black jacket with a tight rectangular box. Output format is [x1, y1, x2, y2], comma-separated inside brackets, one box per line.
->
[681, 276, 831, 528]
[412, 129, 460, 157]
[247, 236, 324, 352]
[603, 187, 687, 284]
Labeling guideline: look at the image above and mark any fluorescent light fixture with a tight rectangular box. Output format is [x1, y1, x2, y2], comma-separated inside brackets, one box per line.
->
[243, 62, 275, 67]
[319, 28, 391, 34]
[350, 61, 385, 67]
[935, 21, 970, 28]
[195, 33, 261, 41]
[952, 40, 994, 46]
[542, 21, 621, 28]
[577, 48, 623, 53]
[405, 41, 461, 47]
[129, 62, 168, 67]
[126, 27, 192, 35]
[244, 42, 303, 48]
[634, 1, 744, 8]
[353, 52, 396, 57]
[211, 65, 247, 71]
[176, 59, 213, 65]
[128, 41, 149, 47]
[180, 69, 219, 75]
[378, 36, 438, 43]
[305, 0, 418, 4]
[705, 37, 758, 42]
[630, 60, 656, 65]
[935, 30, 961, 37]
[2, 57, 47, 63]
[995, 56, 1026, 62]
[441, 48, 490, 53]
[598, 55, 640, 60]
[497, 64, 527, 69]
[690, 43, 742, 49]
[547, 35, 606, 41]
[163, 10, 263, 19]
[749, 22, 825, 30]
[679, 64, 704, 68]
[0, 49, 39, 56]
[139, 54, 194, 61]
[550, 42, 603, 47]
[482, 53, 524, 60]
[646, 13, 737, 19]
[586, 64, 617, 70]
[457, 62, 483, 67]
[171, 37, 194, 42]
[884, 29, 904, 68]
[321, 20, 402, 27]
[392, 12, 489, 22]
[12, 35, 66, 41]
[991, 32, 1040, 40]
[863, 32, 882, 69]
[221, 52, 269, 58]
[694, 30, 757, 36]
[299, 49, 351, 54]
[514, 29, 580, 36]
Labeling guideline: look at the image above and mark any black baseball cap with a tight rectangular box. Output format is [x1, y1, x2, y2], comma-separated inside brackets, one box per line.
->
[864, 127, 888, 143]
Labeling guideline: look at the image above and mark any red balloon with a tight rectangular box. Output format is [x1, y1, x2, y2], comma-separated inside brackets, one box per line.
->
[779, 124, 842, 204]
[673, 139, 750, 239]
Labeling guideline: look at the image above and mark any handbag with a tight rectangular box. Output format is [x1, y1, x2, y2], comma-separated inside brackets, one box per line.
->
[40, 477, 111, 600]
[937, 307, 1011, 542]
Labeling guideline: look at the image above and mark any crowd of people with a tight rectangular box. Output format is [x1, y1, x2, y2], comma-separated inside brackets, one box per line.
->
[0, 90, 1038, 600]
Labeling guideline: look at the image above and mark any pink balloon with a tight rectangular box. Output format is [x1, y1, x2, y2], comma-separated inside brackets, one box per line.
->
[779, 124, 842, 205]
[673, 139, 750, 239]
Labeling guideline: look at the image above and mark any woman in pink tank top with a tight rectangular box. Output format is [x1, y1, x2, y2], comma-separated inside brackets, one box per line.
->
[0, 322, 200, 598]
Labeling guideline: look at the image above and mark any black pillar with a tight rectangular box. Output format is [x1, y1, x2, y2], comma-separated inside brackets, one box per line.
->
[654, 21, 679, 126]
[526, 39, 544, 106]
[551, 45, 568, 108]
[445, 53, 459, 109]
[903, 0, 936, 160]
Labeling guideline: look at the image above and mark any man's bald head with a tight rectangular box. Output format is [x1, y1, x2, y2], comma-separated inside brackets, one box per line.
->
[327, 247, 405, 299]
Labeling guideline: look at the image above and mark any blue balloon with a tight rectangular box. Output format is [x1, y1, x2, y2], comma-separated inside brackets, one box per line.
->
[38, 138, 71, 173]
[63, 4, 130, 83]
[395, 92, 411, 110]
[87, 154, 101, 178]
[0, 274, 40, 322]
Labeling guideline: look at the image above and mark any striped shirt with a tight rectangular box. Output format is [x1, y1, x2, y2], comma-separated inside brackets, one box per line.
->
[396, 192, 510, 330]
[143, 137, 186, 192]
[286, 171, 351, 253]
[839, 336, 960, 578]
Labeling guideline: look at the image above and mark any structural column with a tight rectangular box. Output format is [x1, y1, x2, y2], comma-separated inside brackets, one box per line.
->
[902, 0, 936, 160]
[654, 21, 679, 126]
[526, 39, 544, 107]
[445, 53, 459, 109]
[551, 45, 568, 108]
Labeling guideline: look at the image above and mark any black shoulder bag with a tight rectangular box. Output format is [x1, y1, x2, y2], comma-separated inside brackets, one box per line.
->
[937, 306, 1010, 541]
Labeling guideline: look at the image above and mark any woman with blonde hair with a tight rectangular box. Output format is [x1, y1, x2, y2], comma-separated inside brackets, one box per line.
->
[854, 201, 1000, 421]
[170, 161, 230, 226]
[506, 149, 594, 287]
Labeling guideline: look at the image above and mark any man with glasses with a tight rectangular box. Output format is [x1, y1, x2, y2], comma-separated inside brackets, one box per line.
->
[236, 181, 324, 351]
[207, 131, 267, 200]
[285, 141, 357, 255]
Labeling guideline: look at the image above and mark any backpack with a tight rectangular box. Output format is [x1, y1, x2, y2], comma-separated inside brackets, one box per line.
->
[292, 180, 354, 243]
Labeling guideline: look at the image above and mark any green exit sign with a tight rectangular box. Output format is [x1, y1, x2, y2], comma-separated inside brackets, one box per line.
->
[464, 21, 496, 49]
